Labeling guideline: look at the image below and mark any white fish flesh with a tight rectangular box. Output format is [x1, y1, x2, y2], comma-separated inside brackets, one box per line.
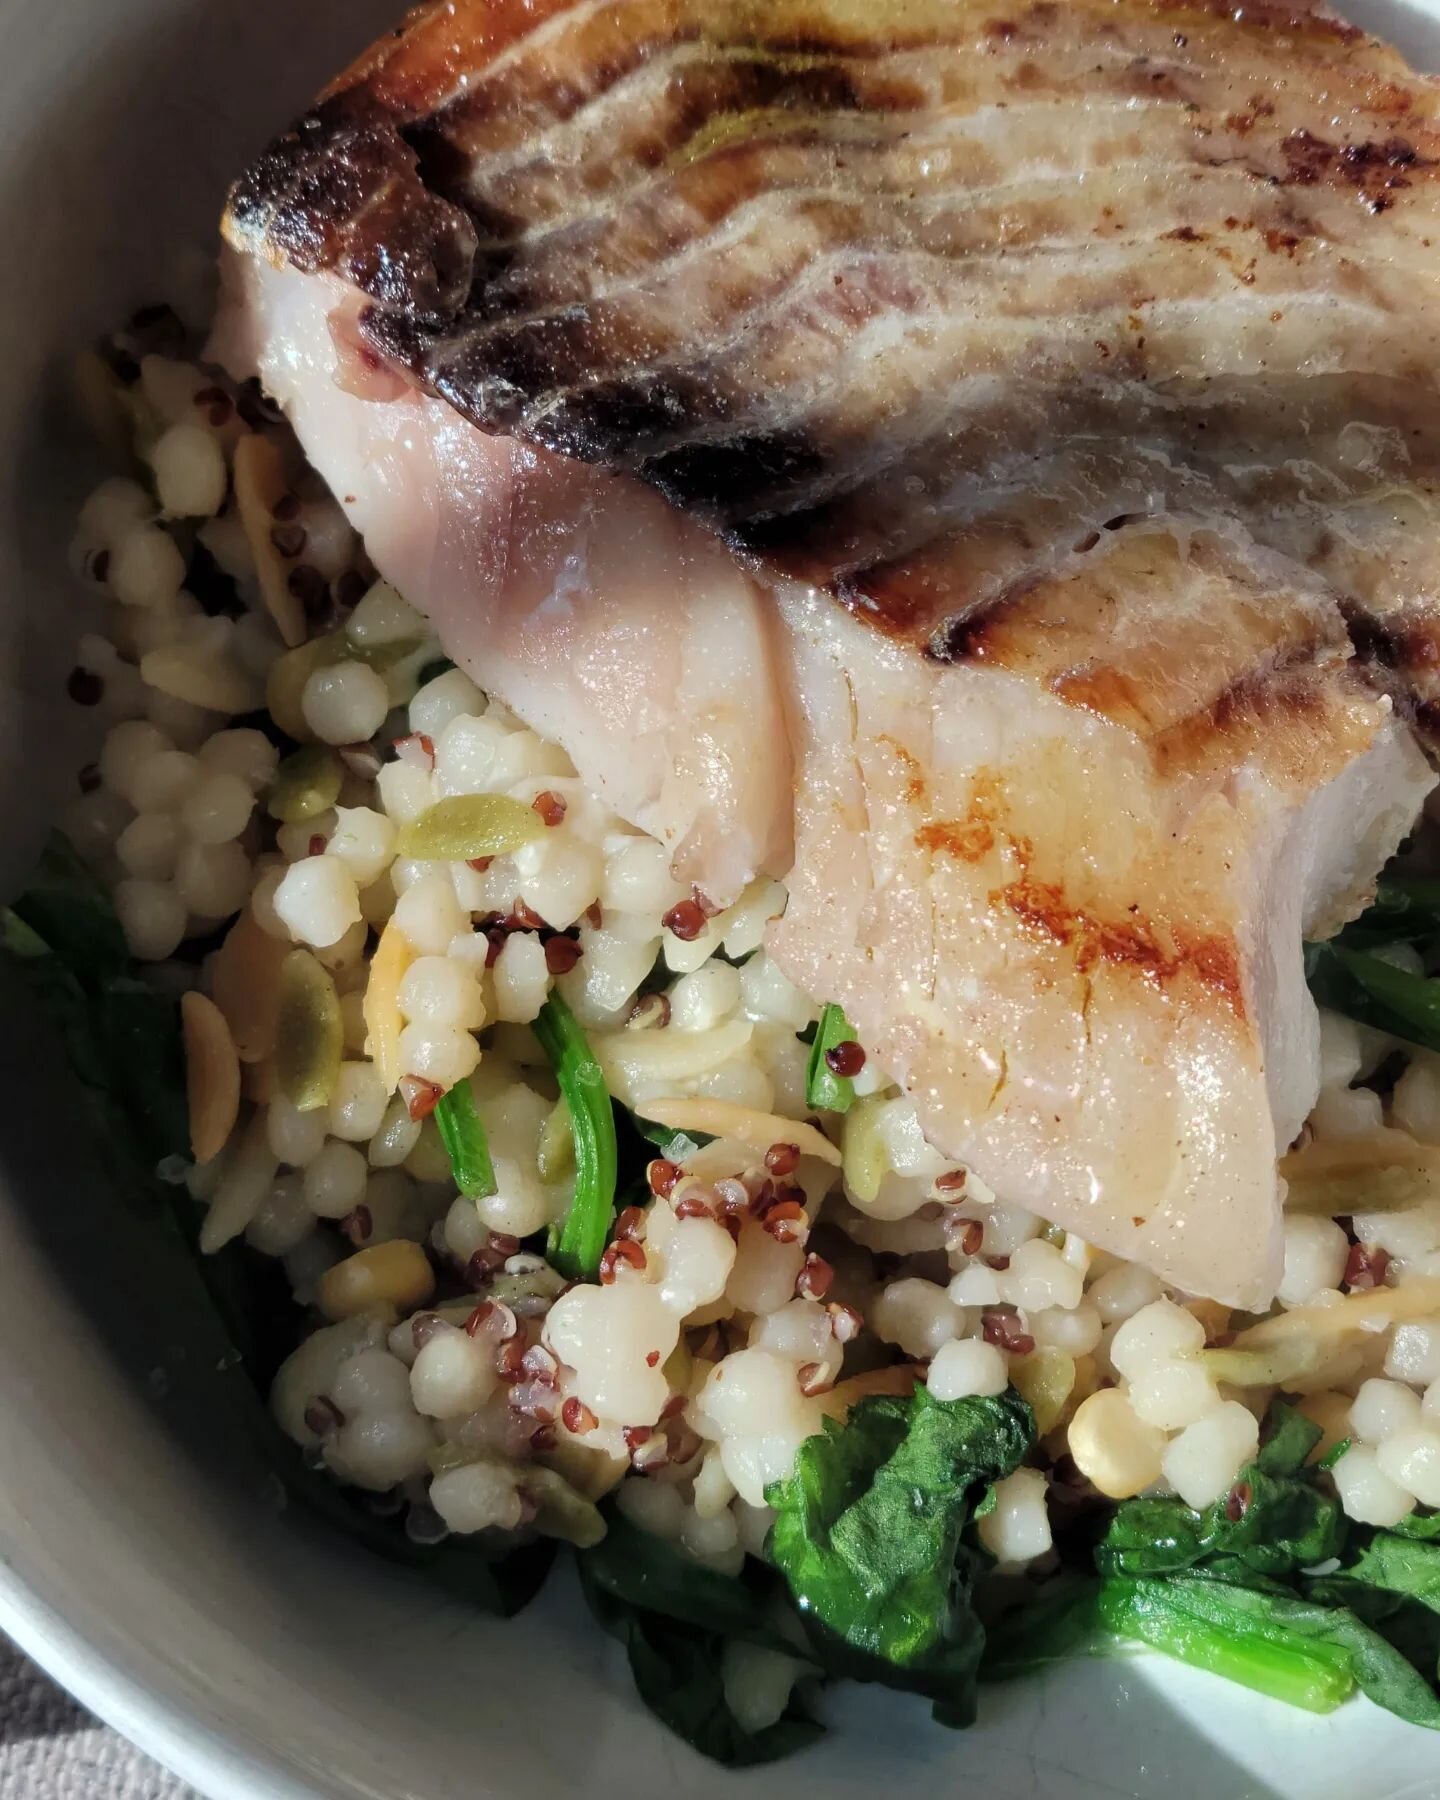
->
[217, 0, 1440, 1303]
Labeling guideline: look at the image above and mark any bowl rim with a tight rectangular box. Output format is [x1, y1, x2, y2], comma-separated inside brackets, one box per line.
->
[8, 4, 1440, 1797]
[0, 1560, 304, 1800]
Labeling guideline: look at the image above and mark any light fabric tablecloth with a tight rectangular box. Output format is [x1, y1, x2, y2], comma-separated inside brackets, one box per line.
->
[0, 1637, 193, 1799]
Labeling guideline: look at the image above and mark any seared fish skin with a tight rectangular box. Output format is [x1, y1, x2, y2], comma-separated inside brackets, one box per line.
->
[227, 0, 1440, 634]
[221, 0, 1440, 1305]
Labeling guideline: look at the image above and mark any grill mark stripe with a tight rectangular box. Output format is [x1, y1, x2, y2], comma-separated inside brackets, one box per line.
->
[472, 271, 1425, 487]
[439, 42, 1440, 270]
[365, 0, 1423, 167]
[473, 101, 1202, 299]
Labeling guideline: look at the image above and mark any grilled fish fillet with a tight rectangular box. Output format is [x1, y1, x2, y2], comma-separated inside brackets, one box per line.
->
[217, 0, 1440, 1305]
[213, 257, 793, 902]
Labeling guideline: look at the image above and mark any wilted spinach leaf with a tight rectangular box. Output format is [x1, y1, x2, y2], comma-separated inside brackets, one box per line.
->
[1304, 940, 1440, 1056]
[766, 1385, 1033, 1724]
[979, 1574, 1108, 1682]
[1096, 1403, 1344, 1583]
[1336, 872, 1440, 950]
[1308, 852, 1440, 1044]
[1254, 1400, 1324, 1477]
[578, 1513, 822, 1766]
[1391, 1509, 1440, 1543]
[1306, 1529, 1440, 1721]
[8, 833, 127, 980]
[3, 831, 549, 1621]
[1330, 1531, 1440, 1613]
[584, 1587, 823, 1767]
[3, 837, 187, 1189]
[1096, 1572, 1438, 1720]
[580, 1510, 795, 1654]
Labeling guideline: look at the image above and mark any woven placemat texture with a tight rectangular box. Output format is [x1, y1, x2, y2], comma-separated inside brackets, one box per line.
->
[0, 1636, 194, 1799]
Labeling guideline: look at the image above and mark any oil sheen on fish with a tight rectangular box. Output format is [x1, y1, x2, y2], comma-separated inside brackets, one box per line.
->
[219, 0, 1440, 1305]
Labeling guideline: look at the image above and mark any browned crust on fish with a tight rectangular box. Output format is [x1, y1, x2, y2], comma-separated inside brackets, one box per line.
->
[225, 0, 1440, 755]
[997, 876, 1246, 1017]
[912, 748, 1242, 1019]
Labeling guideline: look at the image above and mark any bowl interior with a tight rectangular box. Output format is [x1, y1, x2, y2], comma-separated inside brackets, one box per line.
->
[3, 3, 1440, 1796]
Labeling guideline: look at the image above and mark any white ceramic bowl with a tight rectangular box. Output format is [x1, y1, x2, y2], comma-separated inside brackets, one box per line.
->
[5, 3, 1440, 1795]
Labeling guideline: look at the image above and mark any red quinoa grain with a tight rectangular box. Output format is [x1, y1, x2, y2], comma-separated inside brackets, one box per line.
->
[765, 1142, 801, 1177]
[393, 732, 436, 770]
[562, 1397, 598, 1434]
[465, 1299, 518, 1341]
[956, 1219, 984, 1257]
[647, 1159, 681, 1199]
[762, 1200, 808, 1243]
[286, 563, 327, 611]
[544, 935, 583, 975]
[795, 1253, 834, 1300]
[303, 1395, 345, 1436]
[662, 898, 707, 941]
[626, 992, 670, 1030]
[598, 1238, 647, 1284]
[981, 1306, 1035, 1355]
[410, 1313, 444, 1352]
[340, 1204, 373, 1247]
[1345, 1241, 1391, 1291]
[332, 569, 368, 612]
[399, 1074, 443, 1122]
[714, 1177, 752, 1217]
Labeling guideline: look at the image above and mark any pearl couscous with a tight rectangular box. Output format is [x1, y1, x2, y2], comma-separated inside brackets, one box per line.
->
[23, 304, 1440, 1762]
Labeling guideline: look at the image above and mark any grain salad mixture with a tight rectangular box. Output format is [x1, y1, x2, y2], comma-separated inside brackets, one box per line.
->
[14, 304, 1440, 1762]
